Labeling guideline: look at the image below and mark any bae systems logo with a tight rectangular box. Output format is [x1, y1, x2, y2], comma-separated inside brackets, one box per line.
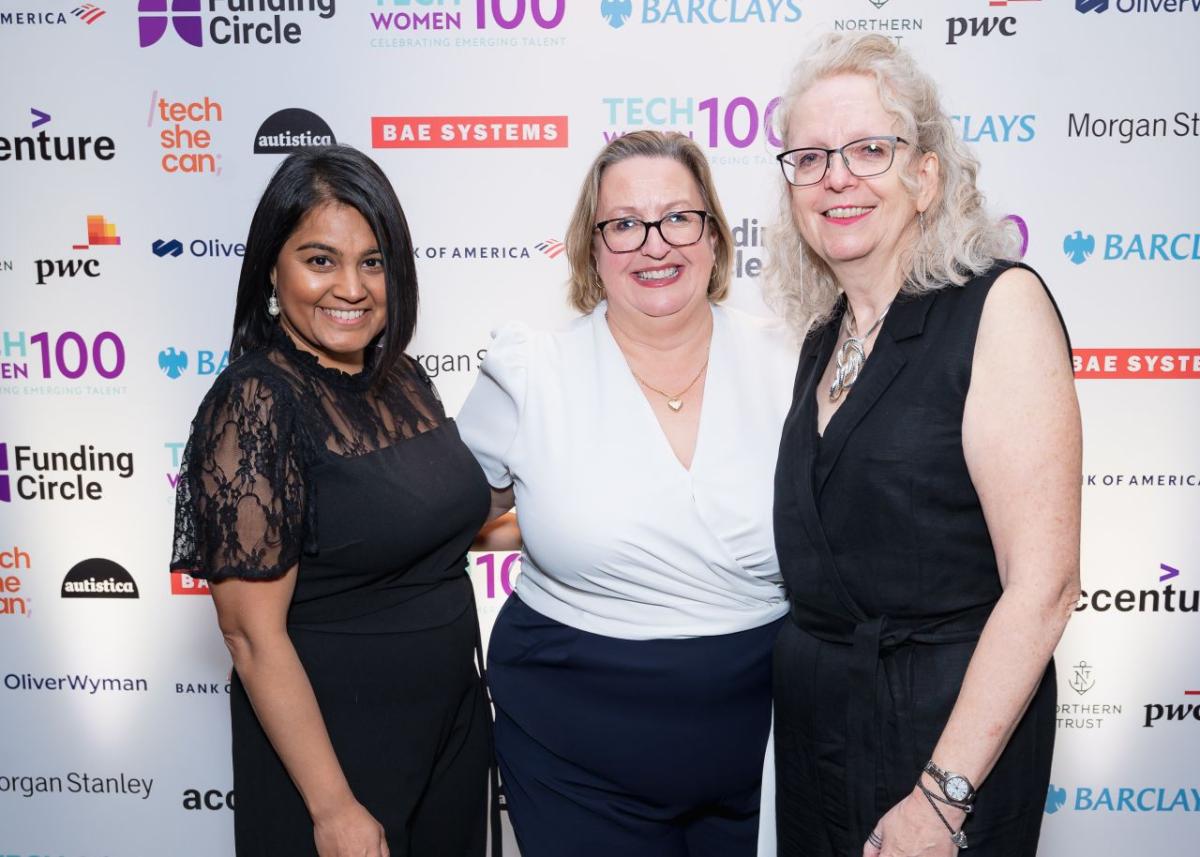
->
[61, 557, 139, 598]
[601, 0, 802, 27]
[1064, 229, 1200, 262]
[253, 108, 336, 154]
[0, 109, 117, 163]
[1044, 783, 1200, 813]
[373, 115, 567, 148]
[138, 0, 337, 47]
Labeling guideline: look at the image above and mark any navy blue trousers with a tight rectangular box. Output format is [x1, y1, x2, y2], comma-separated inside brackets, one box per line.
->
[487, 595, 782, 857]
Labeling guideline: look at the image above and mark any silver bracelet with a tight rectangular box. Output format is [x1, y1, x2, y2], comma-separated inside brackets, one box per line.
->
[916, 781, 970, 849]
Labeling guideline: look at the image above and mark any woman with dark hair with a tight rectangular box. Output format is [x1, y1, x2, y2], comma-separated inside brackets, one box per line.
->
[171, 145, 493, 857]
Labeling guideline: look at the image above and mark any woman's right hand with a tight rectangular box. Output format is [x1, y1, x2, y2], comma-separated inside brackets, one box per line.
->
[313, 799, 390, 857]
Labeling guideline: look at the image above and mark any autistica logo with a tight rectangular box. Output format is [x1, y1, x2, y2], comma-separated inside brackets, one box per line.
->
[373, 115, 567, 149]
[1044, 783, 1200, 813]
[138, 0, 337, 47]
[1078, 0, 1200, 14]
[60, 557, 139, 599]
[152, 91, 225, 175]
[253, 108, 335, 154]
[600, 0, 801, 27]
[1063, 229, 1200, 263]
[0, 547, 32, 619]
[0, 109, 117, 163]
[157, 347, 229, 379]
[368, 0, 566, 47]
[0, 442, 135, 503]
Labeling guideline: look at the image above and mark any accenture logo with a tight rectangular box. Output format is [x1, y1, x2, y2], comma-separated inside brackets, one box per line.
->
[60, 557, 139, 598]
[253, 108, 336, 154]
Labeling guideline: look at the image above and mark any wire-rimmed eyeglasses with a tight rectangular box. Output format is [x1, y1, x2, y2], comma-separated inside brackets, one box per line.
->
[776, 136, 910, 187]
[594, 210, 709, 254]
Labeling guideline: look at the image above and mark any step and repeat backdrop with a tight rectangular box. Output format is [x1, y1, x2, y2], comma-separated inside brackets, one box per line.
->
[1, 1, 1198, 855]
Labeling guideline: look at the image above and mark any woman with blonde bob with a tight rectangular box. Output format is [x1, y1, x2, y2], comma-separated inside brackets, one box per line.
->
[766, 34, 1080, 857]
[458, 130, 796, 857]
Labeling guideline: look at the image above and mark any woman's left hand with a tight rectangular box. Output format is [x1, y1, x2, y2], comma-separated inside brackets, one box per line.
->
[863, 786, 963, 857]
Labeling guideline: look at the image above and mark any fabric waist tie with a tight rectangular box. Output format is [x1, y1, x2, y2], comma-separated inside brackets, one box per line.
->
[789, 601, 994, 851]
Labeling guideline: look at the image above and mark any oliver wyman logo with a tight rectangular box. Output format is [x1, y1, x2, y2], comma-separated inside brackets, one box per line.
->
[1076, 0, 1109, 12]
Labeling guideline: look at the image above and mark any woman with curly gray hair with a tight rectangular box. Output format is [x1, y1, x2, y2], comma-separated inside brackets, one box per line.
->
[766, 34, 1081, 857]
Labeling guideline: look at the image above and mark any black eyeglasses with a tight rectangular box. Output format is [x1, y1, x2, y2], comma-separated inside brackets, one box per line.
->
[776, 136, 910, 187]
[594, 210, 709, 254]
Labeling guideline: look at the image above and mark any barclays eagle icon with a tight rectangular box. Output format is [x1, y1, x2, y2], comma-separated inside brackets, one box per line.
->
[601, 0, 633, 29]
[1063, 230, 1095, 265]
[158, 347, 188, 379]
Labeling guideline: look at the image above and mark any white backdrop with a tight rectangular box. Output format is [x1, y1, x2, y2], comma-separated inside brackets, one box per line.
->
[1, 1, 1198, 854]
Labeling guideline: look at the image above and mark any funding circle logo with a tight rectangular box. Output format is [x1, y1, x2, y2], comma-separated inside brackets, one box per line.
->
[138, 0, 203, 47]
[61, 558, 139, 599]
[253, 109, 335, 155]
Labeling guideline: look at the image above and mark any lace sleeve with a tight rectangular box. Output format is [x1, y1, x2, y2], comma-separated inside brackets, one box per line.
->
[170, 372, 309, 581]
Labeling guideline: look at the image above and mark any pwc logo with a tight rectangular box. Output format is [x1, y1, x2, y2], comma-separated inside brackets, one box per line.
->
[35, 215, 119, 285]
[372, 115, 568, 149]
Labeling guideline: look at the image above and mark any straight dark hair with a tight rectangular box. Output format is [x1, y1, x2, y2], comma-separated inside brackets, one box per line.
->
[230, 145, 418, 387]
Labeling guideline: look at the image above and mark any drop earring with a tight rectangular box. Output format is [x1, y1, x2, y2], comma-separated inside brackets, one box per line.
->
[267, 287, 281, 318]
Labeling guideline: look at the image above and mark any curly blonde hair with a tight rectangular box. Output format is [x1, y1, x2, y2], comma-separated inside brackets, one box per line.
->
[763, 33, 1020, 333]
[564, 130, 735, 314]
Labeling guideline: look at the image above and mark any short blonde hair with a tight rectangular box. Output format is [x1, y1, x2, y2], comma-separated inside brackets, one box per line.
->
[764, 33, 1021, 333]
[564, 131, 734, 314]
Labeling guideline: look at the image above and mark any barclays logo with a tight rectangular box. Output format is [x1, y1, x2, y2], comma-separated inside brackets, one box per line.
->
[158, 347, 188, 379]
[1046, 783, 1200, 812]
[602, 0, 803, 27]
[1063, 231, 1095, 265]
[158, 347, 228, 379]
[1064, 230, 1200, 263]
[601, 0, 633, 28]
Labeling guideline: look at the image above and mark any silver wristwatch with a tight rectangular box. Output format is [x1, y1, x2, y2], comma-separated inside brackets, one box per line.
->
[923, 759, 976, 805]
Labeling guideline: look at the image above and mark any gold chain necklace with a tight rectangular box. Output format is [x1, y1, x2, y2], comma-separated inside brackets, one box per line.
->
[630, 347, 711, 412]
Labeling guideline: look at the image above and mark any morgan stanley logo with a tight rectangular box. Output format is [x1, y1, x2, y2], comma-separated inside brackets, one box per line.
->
[139, 0, 203, 47]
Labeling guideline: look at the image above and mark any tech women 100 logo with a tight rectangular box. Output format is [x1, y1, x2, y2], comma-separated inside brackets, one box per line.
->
[0, 329, 128, 396]
[369, 0, 566, 46]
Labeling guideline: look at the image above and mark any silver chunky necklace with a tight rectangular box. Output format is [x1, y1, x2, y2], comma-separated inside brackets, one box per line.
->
[829, 302, 891, 402]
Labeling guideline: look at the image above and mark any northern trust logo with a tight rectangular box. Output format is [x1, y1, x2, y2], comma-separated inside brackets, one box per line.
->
[138, 0, 336, 48]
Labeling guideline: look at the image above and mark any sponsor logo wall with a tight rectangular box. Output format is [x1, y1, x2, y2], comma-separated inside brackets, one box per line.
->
[0, 2, 1196, 855]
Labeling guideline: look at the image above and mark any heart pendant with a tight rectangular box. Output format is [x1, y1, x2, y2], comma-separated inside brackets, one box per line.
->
[667, 398, 683, 412]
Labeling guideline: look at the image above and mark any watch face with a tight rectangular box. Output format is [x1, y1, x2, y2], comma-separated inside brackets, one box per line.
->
[945, 775, 971, 802]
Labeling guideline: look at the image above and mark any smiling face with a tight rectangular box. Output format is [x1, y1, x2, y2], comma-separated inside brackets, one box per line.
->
[593, 155, 716, 325]
[785, 73, 938, 283]
[271, 201, 387, 373]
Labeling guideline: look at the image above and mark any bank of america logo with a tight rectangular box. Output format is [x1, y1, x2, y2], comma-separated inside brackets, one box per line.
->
[0, 443, 10, 503]
[535, 239, 565, 259]
[72, 4, 107, 24]
[138, 0, 203, 47]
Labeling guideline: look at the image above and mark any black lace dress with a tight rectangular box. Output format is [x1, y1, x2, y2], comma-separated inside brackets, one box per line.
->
[171, 328, 492, 856]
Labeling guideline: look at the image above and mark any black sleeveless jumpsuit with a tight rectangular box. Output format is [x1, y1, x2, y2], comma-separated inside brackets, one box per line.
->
[772, 263, 1064, 857]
